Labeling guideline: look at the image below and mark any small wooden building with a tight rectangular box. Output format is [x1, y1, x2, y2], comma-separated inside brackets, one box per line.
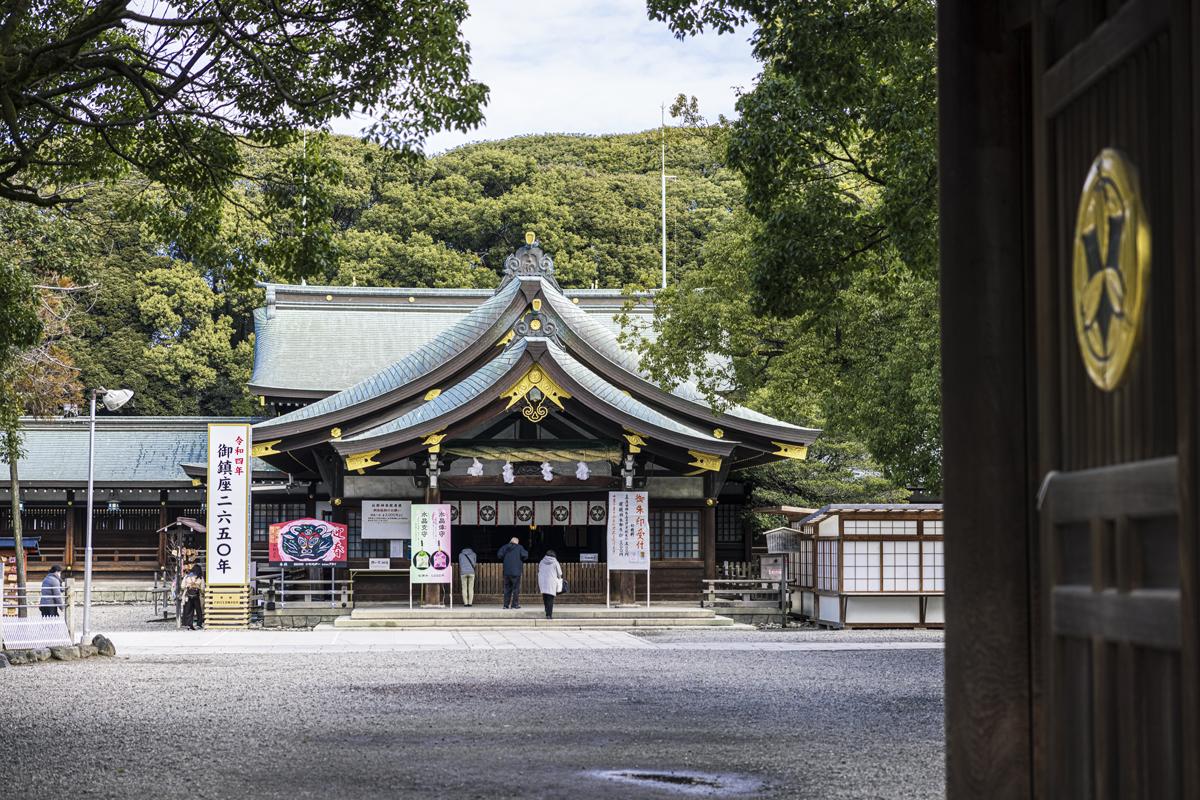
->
[779, 504, 944, 628]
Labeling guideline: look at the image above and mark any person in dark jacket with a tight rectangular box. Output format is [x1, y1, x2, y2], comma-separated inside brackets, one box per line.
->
[496, 537, 528, 609]
[39, 565, 64, 617]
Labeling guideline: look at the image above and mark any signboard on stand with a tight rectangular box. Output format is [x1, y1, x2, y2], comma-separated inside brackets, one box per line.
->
[267, 518, 348, 566]
[362, 500, 412, 539]
[410, 504, 452, 585]
[206, 423, 252, 628]
[606, 491, 651, 608]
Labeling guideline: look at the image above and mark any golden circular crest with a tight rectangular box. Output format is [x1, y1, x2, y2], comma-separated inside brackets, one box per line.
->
[528, 368, 543, 384]
[1071, 149, 1151, 391]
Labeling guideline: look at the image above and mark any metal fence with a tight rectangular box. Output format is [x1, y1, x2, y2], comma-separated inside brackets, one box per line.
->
[1, 585, 75, 649]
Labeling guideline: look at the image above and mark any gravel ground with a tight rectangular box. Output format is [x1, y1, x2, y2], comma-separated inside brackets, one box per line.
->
[1, 643, 943, 799]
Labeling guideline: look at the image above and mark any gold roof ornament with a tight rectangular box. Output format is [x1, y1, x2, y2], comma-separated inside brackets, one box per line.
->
[424, 388, 442, 401]
[525, 231, 536, 244]
[1072, 148, 1151, 391]
[422, 431, 447, 453]
[501, 365, 571, 423]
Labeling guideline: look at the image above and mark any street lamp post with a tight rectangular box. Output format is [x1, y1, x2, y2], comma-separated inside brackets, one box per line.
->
[80, 387, 133, 643]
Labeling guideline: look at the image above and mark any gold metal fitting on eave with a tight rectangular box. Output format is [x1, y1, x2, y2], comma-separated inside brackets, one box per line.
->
[251, 439, 282, 458]
[345, 449, 381, 471]
[497, 330, 515, 348]
[771, 442, 809, 460]
[330, 427, 342, 439]
[525, 231, 536, 245]
[424, 388, 442, 401]
[687, 450, 722, 472]
[623, 432, 648, 454]
[422, 431, 447, 453]
[1072, 148, 1151, 392]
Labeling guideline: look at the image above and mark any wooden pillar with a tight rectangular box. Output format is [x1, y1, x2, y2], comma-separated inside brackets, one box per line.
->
[702, 499, 717, 580]
[305, 481, 317, 519]
[940, 3, 1035, 797]
[157, 490, 169, 569]
[64, 491, 76, 569]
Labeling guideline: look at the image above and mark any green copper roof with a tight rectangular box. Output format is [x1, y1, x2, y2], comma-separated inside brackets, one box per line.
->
[340, 340, 530, 445]
[1, 417, 280, 487]
[257, 279, 524, 431]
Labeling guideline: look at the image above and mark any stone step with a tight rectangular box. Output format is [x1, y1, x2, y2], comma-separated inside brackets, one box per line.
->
[329, 615, 741, 630]
[349, 605, 715, 621]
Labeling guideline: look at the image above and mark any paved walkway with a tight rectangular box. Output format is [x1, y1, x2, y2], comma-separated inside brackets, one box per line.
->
[105, 628, 945, 655]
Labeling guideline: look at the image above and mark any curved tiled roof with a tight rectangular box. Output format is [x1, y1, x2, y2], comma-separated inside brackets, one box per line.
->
[338, 340, 530, 445]
[541, 286, 818, 435]
[257, 279, 523, 432]
[545, 341, 729, 447]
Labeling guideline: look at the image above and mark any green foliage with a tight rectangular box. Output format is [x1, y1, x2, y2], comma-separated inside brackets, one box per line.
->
[645, 0, 941, 491]
[0, 0, 488, 213]
[749, 437, 908, 528]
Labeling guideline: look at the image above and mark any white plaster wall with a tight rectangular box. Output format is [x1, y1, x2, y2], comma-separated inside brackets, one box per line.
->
[926, 596, 945, 624]
[844, 596, 921, 625]
[818, 515, 840, 536]
[818, 594, 842, 624]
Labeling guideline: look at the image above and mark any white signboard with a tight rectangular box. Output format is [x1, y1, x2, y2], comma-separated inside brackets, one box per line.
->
[368, 558, 391, 571]
[410, 504, 452, 584]
[362, 500, 412, 539]
[580, 553, 599, 563]
[207, 423, 251, 586]
[607, 491, 650, 571]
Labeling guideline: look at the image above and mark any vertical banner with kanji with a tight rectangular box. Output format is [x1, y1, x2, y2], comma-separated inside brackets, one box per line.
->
[607, 491, 650, 570]
[206, 423, 251, 587]
[410, 504, 452, 584]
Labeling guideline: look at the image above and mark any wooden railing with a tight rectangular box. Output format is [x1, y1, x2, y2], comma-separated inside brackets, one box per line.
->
[471, 562, 606, 597]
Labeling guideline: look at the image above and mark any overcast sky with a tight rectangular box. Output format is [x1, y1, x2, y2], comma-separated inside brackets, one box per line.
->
[330, 0, 760, 153]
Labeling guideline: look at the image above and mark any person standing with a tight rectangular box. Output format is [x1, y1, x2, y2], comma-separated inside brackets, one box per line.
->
[538, 550, 563, 619]
[458, 546, 477, 607]
[39, 565, 64, 617]
[180, 565, 205, 630]
[496, 537, 528, 609]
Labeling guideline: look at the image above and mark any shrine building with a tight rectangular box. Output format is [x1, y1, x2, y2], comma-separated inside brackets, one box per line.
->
[1, 239, 819, 601]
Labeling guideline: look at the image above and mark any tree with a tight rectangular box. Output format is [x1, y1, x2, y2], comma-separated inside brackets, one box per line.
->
[0, 0, 488, 208]
[644, 1, 941, 489]
[0, 277, 87, 614]
[646, 1, 936, 314]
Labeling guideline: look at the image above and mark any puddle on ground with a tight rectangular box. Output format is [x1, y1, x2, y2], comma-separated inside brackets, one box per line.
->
[585, 769, 764, 796]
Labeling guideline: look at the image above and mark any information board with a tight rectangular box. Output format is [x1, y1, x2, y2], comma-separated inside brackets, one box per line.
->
[410, 504, 452, 584]
[361, 500, 412, 539]
[607, 491, 650, 571]
[206, 423, 251, 587]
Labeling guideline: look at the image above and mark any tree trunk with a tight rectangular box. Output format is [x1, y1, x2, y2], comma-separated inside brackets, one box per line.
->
[8, 438, 27, 618]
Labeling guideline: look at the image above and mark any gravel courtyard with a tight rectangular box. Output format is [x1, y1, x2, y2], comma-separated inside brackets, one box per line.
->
[1, 628, 944, 800]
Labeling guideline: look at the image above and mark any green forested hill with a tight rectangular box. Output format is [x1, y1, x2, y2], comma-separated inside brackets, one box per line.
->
[14, 130, 737, 418]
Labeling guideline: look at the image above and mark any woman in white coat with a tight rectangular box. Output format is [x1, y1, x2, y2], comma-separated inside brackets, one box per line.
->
[537, 550, 564, 619]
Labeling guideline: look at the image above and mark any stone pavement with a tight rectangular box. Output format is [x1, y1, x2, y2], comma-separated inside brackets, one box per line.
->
[105, 627, 946, 654]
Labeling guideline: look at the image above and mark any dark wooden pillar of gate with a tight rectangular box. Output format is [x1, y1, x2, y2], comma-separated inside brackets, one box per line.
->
[940, 3, 1036, 797]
